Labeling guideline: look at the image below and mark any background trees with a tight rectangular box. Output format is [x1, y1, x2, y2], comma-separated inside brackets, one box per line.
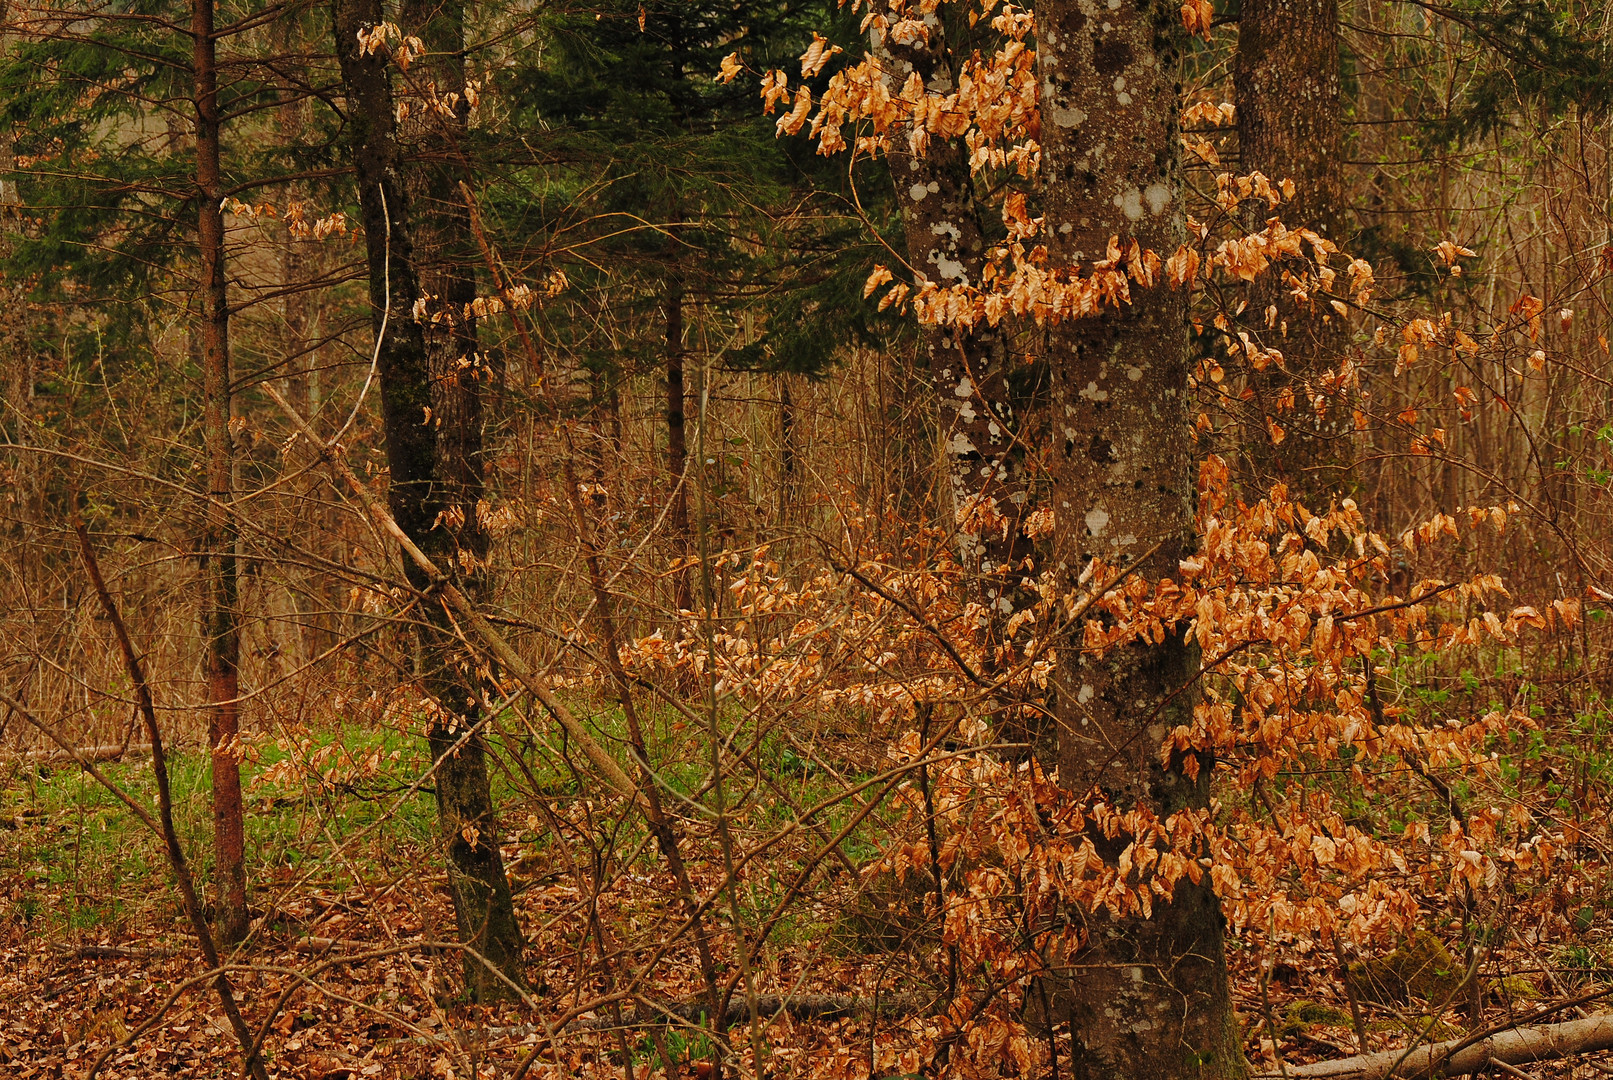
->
[6, 0, 1613, 1077]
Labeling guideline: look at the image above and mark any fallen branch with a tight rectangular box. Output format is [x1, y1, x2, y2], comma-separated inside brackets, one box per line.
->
[3, 743, 152, 764]
[1277, 1012, 1613, 1079]
[53, 943, 182, 961]
[579, 992, 937, 1031]
[259, 381, 646, 811]
[391, 992, 944, 1047]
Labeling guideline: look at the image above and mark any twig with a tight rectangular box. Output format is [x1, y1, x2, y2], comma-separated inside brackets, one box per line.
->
[259, 379, 646, 810]
[70, 522, 269, 1080]
[1334, 935, 1370, 1054]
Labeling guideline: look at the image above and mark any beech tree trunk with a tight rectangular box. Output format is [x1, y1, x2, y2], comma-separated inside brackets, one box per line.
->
[333, 0, 525, 1000]
[1037, 1, 1246, 1076]
[1234, 0, 1350, 502]
[193, 0, 247, 947]
[879, 12, 1037, 717]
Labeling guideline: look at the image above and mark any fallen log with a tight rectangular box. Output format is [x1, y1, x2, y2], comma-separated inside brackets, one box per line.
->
[3, 743, 151, 764]
[53, 943, 182, 960]
[1277, 1012, 1613, 1079]
[570, 993, 933, 1030]
[387, 993, 945, 1048]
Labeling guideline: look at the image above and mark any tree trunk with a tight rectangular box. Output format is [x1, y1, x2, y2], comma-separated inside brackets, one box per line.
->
[333, 0, 525, 1000]
[666, 257, 693, 613]
[397, 0, 522, 1003]
[274, 16, 331, 668]
[778, 373, 795, 520]
[878, 12, 1039, 733]
[1036, 1, 1246, 1076]
[1234, 0, 1349, 503]
[193, 0, 247, 947]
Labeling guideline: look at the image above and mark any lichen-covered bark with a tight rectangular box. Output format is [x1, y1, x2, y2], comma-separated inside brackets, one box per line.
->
[1037, 0, 1246, 1075]
[879, 13, 1036, 674]
[1234, 0, 1350, 502]
[334, 0, 525, 1000]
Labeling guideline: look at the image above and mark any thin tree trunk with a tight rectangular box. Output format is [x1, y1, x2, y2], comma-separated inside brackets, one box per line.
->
[193, 0, 247, 947]
[1234, 0, 1350, 503]
[666, 254, 692, 613]
[1036, 0, 1246, 1076]
[562, 455, 727, 1039]
[71, 527, 268, 1080]
[274, 16, 329, 666]
[0, 0, 18, 213]
[333, 0, 525, 1000]
[778, 373, 796, 523]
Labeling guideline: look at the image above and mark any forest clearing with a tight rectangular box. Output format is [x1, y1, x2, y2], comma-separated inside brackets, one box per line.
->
[3, 0, 1613, 1076]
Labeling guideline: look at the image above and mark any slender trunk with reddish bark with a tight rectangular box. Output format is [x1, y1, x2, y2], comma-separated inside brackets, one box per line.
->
[193, 0, 247, 947]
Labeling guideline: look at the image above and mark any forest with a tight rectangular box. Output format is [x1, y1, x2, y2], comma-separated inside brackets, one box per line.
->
[1, 0, 1612, 1076]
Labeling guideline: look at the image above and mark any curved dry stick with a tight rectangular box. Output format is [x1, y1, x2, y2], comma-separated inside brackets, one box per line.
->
[259, 379, 646, 809]
[66, 523, 268, 1080]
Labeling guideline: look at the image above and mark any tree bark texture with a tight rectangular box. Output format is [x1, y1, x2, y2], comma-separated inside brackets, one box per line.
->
[1037, 1, 1246, 1076]
[193, 0, 248, 947]
[398, 0, 483, 528]
[333, 0, 525, 1001]
[880, 14, 1036, 663]
[1234, 0, 1350, 502]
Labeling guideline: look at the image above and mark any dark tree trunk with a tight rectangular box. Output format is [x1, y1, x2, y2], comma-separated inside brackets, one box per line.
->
[1234, 0, 1349, 503]
[193, 0, 247, 947]
[333, 0, 525, 1000]
[1036, 0, 1246, 1076]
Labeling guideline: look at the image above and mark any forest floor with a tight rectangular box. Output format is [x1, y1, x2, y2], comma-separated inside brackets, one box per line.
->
[4, 726, 1613, 1079]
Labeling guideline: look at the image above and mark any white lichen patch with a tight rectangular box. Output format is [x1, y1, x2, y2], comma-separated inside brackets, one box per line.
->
[1050, 104, 1086, 128]
[1144, 182, 1171, 215]
[935, 255, 965, 282]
